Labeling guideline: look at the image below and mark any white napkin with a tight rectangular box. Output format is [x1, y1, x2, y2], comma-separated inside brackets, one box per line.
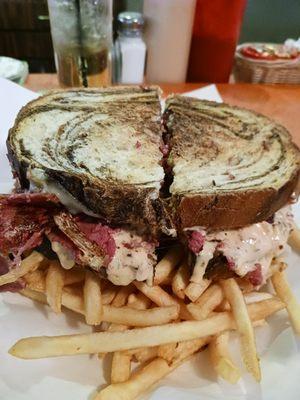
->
[0, 77, 38, 191]
[183, 84, 223, 102]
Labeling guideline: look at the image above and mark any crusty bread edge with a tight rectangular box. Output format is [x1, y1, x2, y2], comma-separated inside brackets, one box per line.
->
[164, 95, 300, 231]
[6, 86, 164, 235]
[7, 92, 300, 233]
[169, 168, 300, 231]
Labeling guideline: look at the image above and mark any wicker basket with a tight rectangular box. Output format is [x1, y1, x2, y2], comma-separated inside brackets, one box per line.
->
[233, 43, 300, 84]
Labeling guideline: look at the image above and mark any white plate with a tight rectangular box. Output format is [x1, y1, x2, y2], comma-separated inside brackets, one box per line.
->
[1, 212, 300, 400]
[0, 78, 299, 400]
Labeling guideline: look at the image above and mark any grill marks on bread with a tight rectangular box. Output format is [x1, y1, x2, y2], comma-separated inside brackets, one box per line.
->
[8, 87, 164, 233]
[164, 96, 300, 230]
[165, 97, 299, 196]
[7, 90, 300, 233]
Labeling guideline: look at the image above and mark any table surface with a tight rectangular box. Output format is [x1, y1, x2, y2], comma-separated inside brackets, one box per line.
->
[25, 73, 300, 147]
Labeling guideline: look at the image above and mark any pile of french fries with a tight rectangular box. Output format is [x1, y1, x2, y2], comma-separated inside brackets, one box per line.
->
[2, 232, 300, 400]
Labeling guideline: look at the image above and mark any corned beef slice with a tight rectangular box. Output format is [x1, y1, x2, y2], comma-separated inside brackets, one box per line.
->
[2, 192, 60, 206]
[0, 194, 57, 267]
[75, 217, 116, 262]
[0, 193, 156, 286]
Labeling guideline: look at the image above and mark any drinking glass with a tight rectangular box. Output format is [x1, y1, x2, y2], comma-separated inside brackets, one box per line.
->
[47, 0, 112, 87]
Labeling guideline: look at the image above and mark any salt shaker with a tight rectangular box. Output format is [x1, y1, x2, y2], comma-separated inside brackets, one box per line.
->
[115, 12, 146, 84]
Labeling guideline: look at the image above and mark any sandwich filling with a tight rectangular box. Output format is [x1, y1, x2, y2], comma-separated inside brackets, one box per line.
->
[0, 193, 156, 288]
[185, 205, 294, 287]
[48, 220, 156, 286]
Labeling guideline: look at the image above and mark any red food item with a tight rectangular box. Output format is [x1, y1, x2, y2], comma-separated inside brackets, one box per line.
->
[75, 219, 116, 261]
[0, 193, 58, 269]
[2, 192, 60, 206]
[188, 231, 205, 254]
[226, 256, 236, 271]
[0, 254, 9, 276]
[0, 200, 51, 260]
[159, 143, 169, 157]
[241, 46, 299, 61]
[241, 46, 276, 60]
[246, 263, 263, 286]
[135, 141, 142, 149]
[123, 242, 134, 250]
[0, 280, 25, 292]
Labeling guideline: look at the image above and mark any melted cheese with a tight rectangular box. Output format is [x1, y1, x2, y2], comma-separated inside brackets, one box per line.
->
[28, 168, 100, 217]
[187, 205, 294, 285]
[51, 241, 75, 270]
[107, 231, 156, 286]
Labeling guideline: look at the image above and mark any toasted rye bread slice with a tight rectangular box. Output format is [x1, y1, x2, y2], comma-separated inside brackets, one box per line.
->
[7, 86, 164, 234]
[164, 95, 300, 230]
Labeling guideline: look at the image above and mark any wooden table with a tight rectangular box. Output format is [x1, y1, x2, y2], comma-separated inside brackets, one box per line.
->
[25, 73, 300, 147]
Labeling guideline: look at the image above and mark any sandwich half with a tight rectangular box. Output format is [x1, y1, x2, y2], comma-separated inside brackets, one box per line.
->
[163, 95, 300, 298]
[8, 86, 164, 232]
[5, 86, 165, 286]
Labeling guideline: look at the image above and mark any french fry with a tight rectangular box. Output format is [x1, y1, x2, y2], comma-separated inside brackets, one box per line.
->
[220, 278, 261, 382]
[171, 336, 211, 365]
[272, 269, 300, 334]
[0, 251, 44, 286]
[253, 319, 266, 327]
[9, 298, 284, 359]
[153, 246, 183, 285]
[107, 324, 128, 332]
[111, 351, 131, 384]
[22, 285, 177, 327]
[244, 292, 273, 304]
[185, 279, 211, 302]
[24, 270, 46, 292]
[84, 270, 103, 325]
[127, 292, 152, 310]
[187, 284, 223, 320]
[217, 292, 273, 312]
[288, 227, 300, 253]
[130, 347, 158, 363]
[95, 357, 178, 400]
[64, 268, 85, 285]
[8, 315, 234, 359]
[62, 287, 84, 314]
[20, 288, 48, 304]
[195, 284, 223, 306]
[235, 278, 254, 293]
[133, 280, 192, 320]
[209, 331, 241, 384]
[45, 260, 65, 313]
[134, 281, 179, 308]
[105, 305, 179, 327]
[112, 285, 134, 307]
[21, 287, 84, 315]
[216, 299, 229, 312]
[100, 324, 128, 358]
[98, 346, 210, 400]
[172, 263, 190, 299]
[157, 342, 177, 363]
[101, 286, 119, 305]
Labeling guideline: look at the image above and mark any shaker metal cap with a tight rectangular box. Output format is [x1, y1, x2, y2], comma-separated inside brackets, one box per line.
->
[117, 12, 144, 36]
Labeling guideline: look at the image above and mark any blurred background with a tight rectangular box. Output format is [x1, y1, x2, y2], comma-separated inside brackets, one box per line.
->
[0, 0, 299, 86]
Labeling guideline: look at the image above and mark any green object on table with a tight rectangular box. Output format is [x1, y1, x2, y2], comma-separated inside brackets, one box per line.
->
[0, 57, 29, 85]
[240, 0, 300, 43]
